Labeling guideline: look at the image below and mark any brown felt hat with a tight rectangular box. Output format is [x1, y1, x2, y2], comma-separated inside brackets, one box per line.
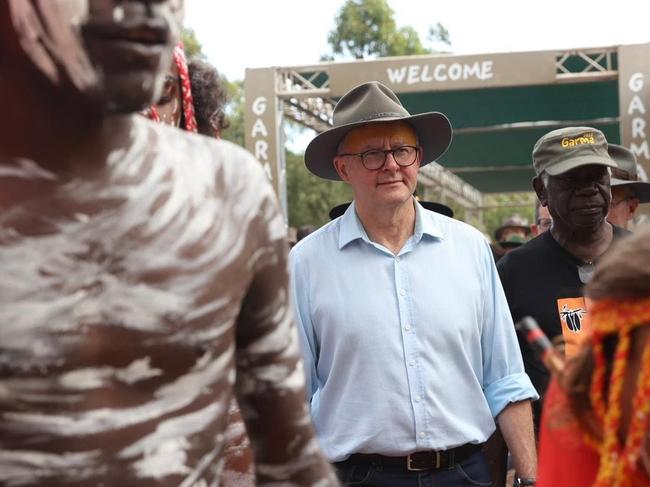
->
[608, 144, 650, 203]
[494, 214, 531, 242]
[305, 81, 452, 180]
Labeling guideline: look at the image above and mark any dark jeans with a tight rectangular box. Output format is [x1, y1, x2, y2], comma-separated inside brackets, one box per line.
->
[335, 451, 492, 487]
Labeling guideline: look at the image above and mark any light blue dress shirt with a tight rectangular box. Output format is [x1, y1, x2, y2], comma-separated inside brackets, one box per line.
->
[289, 201, 538, 462]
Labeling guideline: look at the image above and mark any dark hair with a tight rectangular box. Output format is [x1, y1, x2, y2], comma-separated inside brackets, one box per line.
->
[297, 225, 316, 242]
[187, 58, 229, 137]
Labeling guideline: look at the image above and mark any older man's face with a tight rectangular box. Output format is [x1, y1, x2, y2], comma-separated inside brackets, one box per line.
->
[544, 164, 611, 230]
[607, 186, 639, 228]
[4, 0, 179, 113]
[334, 121, 421, 211]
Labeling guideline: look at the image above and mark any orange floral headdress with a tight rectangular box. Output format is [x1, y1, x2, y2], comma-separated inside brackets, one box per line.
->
[588, 296, 650, 486]
[148, 43, 197, 132]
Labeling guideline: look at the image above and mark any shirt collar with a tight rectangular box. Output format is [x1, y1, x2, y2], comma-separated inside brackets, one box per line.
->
[338, 201, 369, 249]
[414, 200, 445, 242]
[338, 199, 444, 250]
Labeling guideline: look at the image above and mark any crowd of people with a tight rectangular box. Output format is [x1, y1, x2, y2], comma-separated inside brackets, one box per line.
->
[1, 1, 649, 487]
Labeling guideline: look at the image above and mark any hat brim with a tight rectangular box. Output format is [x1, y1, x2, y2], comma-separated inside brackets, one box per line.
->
[610, 179, 650, 203]
[419, 201, 454, 218]
[329, 199, 454, 220]
[329, 202, 351, 220]
[305, 112, 453, 181]
[544, 155, 618, 176]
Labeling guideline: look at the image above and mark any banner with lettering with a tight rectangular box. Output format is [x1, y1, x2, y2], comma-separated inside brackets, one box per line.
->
[329, 51, 556, 96]
[618, 44, 650, 186]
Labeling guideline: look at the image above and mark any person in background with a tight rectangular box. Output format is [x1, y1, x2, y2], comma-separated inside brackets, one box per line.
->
[0, 2, 337, 485]
[498, 127, 628, 429]
[494, 214, 531, 253]
[292, 81, 538, 486]
[188, 58, 230, 138]
[531, 200, 552, 236]
[144, 42, 198, 131]
[296, 225, 316, 242]
[537, 224, 650, 487]
[607, 144, 650, 230]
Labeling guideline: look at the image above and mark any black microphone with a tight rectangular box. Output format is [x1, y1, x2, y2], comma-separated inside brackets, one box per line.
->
[515, 316, 565, 375]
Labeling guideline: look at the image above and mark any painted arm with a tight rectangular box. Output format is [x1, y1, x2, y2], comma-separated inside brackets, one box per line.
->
[233, 187, 338, 486]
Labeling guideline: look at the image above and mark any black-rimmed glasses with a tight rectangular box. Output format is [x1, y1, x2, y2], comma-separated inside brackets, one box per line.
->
[338, 145, 419, 171]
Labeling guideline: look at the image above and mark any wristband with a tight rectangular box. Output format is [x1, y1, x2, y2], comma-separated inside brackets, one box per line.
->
[515, 478, 536, 487]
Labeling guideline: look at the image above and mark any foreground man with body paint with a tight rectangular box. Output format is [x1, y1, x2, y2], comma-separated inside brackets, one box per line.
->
[0, 1, 337, 485]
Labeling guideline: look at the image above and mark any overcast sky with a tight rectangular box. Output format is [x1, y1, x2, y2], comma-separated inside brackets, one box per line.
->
[184, 0, 649, 82]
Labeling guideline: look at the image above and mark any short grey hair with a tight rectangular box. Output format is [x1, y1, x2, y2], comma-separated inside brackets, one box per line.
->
[540, 171, 550, 187]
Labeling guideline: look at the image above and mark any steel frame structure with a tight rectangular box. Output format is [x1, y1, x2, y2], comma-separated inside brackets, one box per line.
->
[272, 47, 619, 211]
[246, 44, 650, 220]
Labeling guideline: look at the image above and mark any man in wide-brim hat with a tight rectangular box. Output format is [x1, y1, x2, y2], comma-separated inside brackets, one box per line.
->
[495, 214, 532, 252]
[607, 143, 650, 230]
[290, 81, 538, 486]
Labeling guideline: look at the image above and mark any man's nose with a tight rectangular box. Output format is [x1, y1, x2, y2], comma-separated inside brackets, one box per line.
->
[574, 181, 600, 195]
[382, 151, 400, 171]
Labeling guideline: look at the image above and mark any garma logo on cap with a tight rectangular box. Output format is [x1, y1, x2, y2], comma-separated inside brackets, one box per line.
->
[560, 132, 596, 148]
[532, 126, 618, 176]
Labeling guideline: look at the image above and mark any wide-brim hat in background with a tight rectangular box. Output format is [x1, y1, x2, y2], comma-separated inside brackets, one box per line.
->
[305, 81, 452, 181]
[329, 200, 454, 220]
[494, 214, 531, 242]
[608, 144, 650, 203]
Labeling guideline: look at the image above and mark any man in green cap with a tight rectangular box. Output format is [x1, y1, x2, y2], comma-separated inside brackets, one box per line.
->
[607, 144, 650, 230]
[498, 127, 630, 428]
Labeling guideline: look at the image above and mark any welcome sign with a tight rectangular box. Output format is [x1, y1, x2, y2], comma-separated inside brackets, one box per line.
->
[329, 51, 557, 96]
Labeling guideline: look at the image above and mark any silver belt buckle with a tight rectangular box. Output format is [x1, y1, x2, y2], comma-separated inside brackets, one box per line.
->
[406, 451, 441, 471]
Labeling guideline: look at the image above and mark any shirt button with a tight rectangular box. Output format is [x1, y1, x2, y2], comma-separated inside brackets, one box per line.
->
[404, 324, 411, 331]
[414, 396, 421, 403]
[419, 432, 426, 438]
[399, 289, 406, 296]
[395, 256, 401, 262]
[409, 360, 415, 367]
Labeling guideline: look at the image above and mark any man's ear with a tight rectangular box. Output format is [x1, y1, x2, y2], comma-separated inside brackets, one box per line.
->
[334, 157, 350, 182]
[627, 198, 640, 220]
[532, 176, 547, 206]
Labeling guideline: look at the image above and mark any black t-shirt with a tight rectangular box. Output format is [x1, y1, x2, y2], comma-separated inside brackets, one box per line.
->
[497, 227, 628, 424]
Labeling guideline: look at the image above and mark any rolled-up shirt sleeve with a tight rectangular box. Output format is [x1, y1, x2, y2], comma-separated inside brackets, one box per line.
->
[480, 240, 539, 417]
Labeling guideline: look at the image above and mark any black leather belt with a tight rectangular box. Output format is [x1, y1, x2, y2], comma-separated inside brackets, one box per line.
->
[338, 443, 483, 472]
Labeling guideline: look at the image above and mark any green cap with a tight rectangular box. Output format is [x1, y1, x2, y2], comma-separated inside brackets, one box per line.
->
[532, 127, 618, 176]
[499, 234, 527, 248]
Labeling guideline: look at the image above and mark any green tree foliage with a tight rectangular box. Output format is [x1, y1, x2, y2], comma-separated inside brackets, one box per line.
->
[481, 195, 535, 242]
[286, 150, 353, 227]
[221, 80, 245, 147]
[428, 22, 451, 51]
[325, 0, 449, 60]
[181, 28, 205, 59]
